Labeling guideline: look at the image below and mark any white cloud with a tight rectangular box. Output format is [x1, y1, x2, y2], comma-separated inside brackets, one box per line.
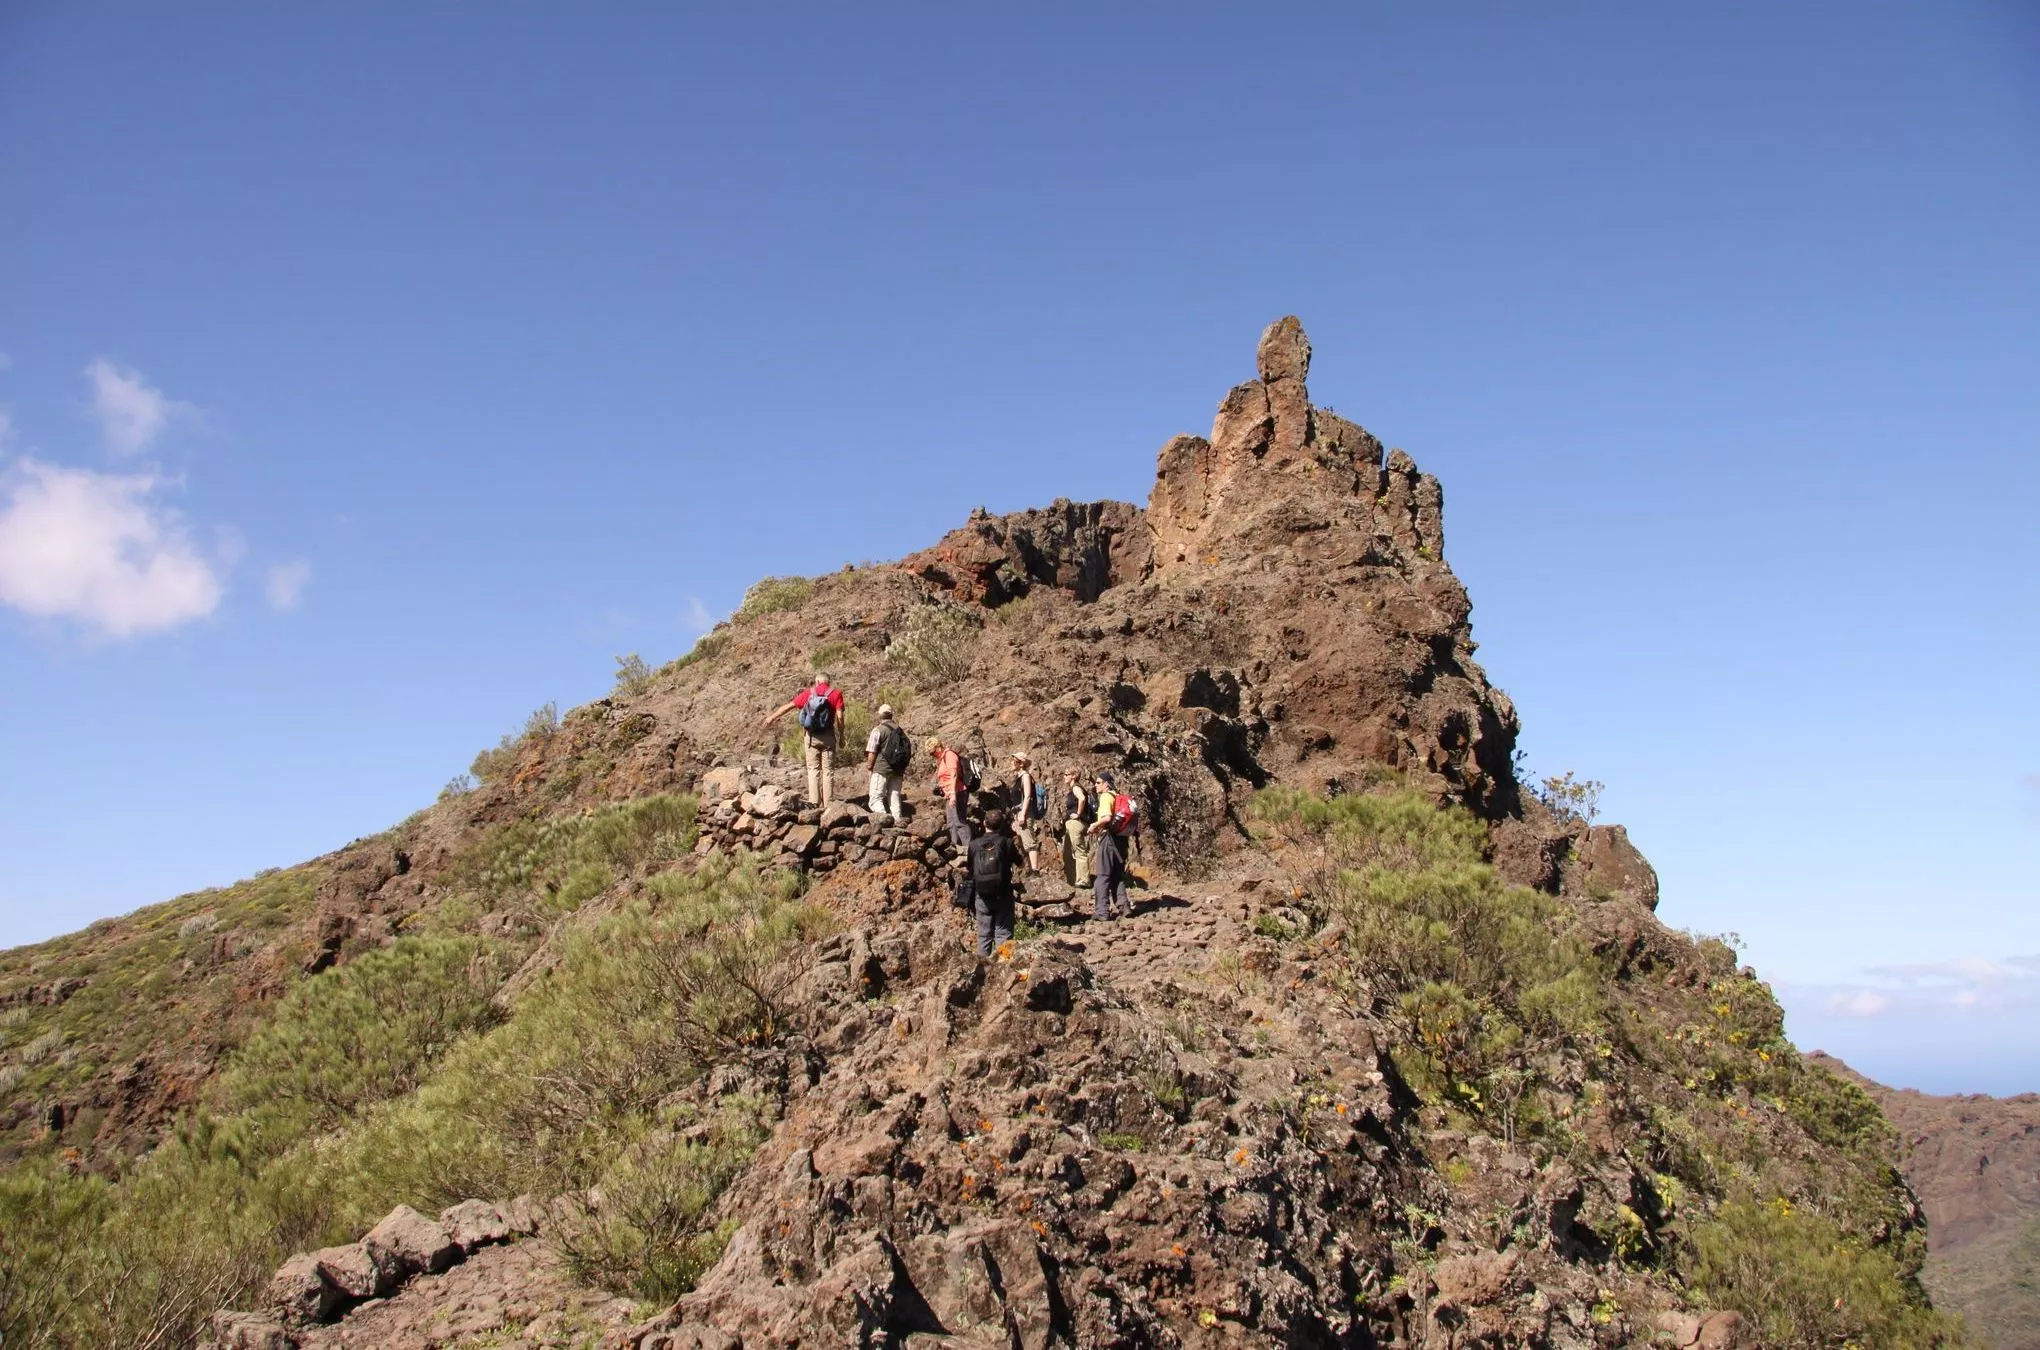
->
[1794, 952, 2040, 1021]
[1826, 990, 1894, 1018]
[86, 359, 188, 456]
[683, 595, 716, 636]
[0, 457, 223, 635]
[0, 409, 13, 447]
[264, 559, 311, 611]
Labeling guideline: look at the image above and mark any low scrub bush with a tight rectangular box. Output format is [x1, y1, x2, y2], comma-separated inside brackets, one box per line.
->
[612, 653, 653, 698]
[448, 792, 697, 914]
[1689, 1197, 1970, 1348]
[469, 701, 563, 784]
[220, 935, 514, 1144]
[736, 576, 813, 621]
[0, 852, 822, 1346]
[1254, 788, 1606, 1130]
[885, 604, 979, 687]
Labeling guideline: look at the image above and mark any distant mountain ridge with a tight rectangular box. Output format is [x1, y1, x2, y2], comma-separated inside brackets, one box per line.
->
[1818, 1053, 2040, 1349]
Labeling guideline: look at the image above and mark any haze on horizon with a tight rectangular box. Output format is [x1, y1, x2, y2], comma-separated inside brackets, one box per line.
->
[0, 3, 2034, 1095]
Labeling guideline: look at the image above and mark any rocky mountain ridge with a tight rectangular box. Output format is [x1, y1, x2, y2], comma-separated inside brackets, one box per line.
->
[2, 319, 1963, 1349]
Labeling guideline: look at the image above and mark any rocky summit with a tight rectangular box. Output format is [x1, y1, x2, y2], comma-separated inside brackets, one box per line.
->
[0, 321, 1970, 1349]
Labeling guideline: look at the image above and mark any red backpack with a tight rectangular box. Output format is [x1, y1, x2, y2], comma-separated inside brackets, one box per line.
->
[1106, 792, 1139, 837]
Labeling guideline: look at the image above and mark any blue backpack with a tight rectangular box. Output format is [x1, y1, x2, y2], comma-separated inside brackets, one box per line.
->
[798, 691, 836, 734]
[1030, 780, 1049, 820]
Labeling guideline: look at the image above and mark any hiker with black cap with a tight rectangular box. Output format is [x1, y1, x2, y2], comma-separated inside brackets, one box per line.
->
[864, 703, 910, 822]
[967, 808, 1021, 956]
[758, 672, 846, 808]
[1085, 770, 1136, 921]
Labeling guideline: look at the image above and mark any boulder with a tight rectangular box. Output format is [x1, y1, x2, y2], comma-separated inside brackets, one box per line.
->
[266, 1252, 340, 1325]
[750, 785, 789, 818]
[820, 800, 865, 830]
[1568, 823, 1660, 909]
[365, 1204, 461, 1277]
[697, 766, 749, 801]
[783, 824, 821, 859]
[439, 1198, 513, 1251]
[211, 1310, 297, 1350]
[311, 1240, 399, 1300]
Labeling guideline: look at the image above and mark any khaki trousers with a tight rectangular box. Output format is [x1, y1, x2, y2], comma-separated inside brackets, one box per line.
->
[803, 733, 836, 806]
[1063, 818, 1091, 886]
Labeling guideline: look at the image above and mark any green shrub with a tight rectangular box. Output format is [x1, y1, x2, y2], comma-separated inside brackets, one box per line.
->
[1255, 789, 1605, 1130]
[666, 629, 731, 674]
[551, 1107, 762, 1300]
[1690, 1197, 1969, 1348]
[613, 653, 653, 697]
[0, 851, 824, 1346]
[448, 792, 697, 912]
[309, 855, 821, 1233]
[736, 576, 813, 621]
[470, 701, 562, 784]
[806, 640, 855, 671]
[886, 605, 979, 687]
[220, 935, 513, 1144]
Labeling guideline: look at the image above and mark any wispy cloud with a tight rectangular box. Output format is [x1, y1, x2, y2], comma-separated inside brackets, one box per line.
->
[1796, 953, 2040, 1020]
[86, 359, 189, 457]
[0, 458, 224, 635]
[683, 595, 717, 637]
[263, 559, 312, 611]
[0, 353, 13, 372]
[0, 409, 13, 448]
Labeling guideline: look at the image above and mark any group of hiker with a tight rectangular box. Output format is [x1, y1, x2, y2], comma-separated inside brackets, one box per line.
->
[759, 672, 1144, 954]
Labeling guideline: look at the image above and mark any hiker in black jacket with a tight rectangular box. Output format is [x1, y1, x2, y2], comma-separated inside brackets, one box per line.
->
[967, 808, 1021, 956]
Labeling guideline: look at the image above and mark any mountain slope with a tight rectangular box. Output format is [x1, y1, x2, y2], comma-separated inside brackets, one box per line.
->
[1821, 1056, 2040, 1349]
[0, 320, 1966, 1349]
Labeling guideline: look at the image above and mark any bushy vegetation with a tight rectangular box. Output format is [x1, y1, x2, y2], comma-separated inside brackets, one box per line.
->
[885, 604, 979, 687]
[1254, 788, 1605, 1127]
[219, 935, 514, 1140]
[1255, 785, 1968, 1348]
[1692, 1197, 1970, 1348]
[469, 701, 562, 784]
[735, 576, 813, 621]
[0, 847, 824, 1346]
[612, 652, 654, 697]
[445, 791, 697, 920]
[0, 865, 323, 1161]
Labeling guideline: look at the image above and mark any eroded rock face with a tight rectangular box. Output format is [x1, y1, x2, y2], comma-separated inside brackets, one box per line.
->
[900, 499, 1144, 606]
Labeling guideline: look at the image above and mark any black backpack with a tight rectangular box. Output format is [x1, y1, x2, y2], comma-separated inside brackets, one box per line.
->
[875, 723, 912, 775]
[798, 691, 836, 734]
[969, 835, 1009, 890]
[960, 756, 982, 794]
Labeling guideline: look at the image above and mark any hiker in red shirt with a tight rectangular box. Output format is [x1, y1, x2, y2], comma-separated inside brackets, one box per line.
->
[758, 672, 846, 807]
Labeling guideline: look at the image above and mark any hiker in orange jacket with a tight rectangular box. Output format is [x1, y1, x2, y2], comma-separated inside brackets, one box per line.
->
[929, 737, 972, 849]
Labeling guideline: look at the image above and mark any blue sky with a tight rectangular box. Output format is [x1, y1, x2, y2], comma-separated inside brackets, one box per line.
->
[2, 3, 2035, 1093]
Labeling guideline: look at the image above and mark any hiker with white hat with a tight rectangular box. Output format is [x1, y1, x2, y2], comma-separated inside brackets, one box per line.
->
[864, 704, 911, 822]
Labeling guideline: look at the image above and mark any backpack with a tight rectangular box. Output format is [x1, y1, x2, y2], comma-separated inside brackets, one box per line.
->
[875, 723, 912, 775]
[959, 756, 982, 794]
[1030, 780, 1049, 821]
[969, 835, 1009, 890]
[1107, 792, 1139, 837]
[798, 690, 836, 734]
